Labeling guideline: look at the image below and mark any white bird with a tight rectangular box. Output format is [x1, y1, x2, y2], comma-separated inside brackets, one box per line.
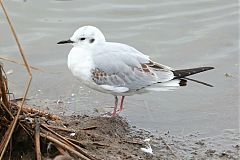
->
[57, 26, 214, 117]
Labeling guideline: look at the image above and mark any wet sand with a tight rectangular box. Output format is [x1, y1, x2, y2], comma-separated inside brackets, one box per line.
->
[9, 114, 240, 160]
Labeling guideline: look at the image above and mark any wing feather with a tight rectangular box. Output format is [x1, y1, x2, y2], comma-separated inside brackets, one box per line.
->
[91, 42, 174, 91]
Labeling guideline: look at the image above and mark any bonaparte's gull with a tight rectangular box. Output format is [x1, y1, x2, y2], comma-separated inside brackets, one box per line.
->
[57, 26, 214, 117]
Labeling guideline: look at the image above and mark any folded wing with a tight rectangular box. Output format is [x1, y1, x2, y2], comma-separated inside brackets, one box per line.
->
[91, 42, 174, 92]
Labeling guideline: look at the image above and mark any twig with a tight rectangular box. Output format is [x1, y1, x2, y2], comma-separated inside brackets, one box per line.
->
[0, 56, 45, 72]
[43, 125, 97, 133]
[35, 117, 41, 160]
[0, 2, 32, 75]
[0, 1, 32, 159]
[42, 124, 75, 133]
[8, 138, 12, 160]
[55, 145, 68, 155]
[81, 126, 97, 130]
[66, 138, 85, 147]
[0, 56, 60, 74]
[0, 64, 9, 107]
[0, 100, 13, 119]
[40, 133, 90, 160]
[0, 101, 34, 139]
[10, 101, 61, 121]
[67, 138, 110, 147]
[0, 119, 15, 154]
[1, 68, 11, 102]
[41, 124, 96, 160]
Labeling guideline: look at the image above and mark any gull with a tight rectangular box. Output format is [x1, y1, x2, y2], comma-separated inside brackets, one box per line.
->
[57, 26, 214, 117]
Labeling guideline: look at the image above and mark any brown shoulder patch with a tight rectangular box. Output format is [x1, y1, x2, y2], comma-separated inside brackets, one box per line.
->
[147, 60, 164, 70]
[91, 68, 109, 80]
[140, 64, 151, 73]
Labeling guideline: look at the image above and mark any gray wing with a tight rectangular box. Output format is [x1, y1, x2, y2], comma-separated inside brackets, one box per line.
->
[91, 42, 174, 92]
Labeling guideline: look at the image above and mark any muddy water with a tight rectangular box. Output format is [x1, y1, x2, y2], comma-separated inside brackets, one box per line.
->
[0, 0, 238, 137]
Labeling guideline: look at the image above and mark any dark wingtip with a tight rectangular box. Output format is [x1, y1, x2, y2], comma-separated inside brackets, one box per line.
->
[205, 67, 214, 70]
[173, 66, 215, 78]
[183, 77, 214, 87]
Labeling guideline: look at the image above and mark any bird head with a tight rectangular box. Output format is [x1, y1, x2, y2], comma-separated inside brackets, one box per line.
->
[57, 26, 106, 48]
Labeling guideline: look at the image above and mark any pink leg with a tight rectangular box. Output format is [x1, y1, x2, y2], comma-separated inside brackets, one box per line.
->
[112, 96, 118, 117]
[119, 96, 125, 112]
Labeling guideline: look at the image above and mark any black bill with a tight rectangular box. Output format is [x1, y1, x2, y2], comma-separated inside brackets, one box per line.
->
[57, 39, 74, 44]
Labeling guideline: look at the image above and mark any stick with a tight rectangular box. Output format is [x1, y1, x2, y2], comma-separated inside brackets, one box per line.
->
[0, 100, 13, 119]
[0, 101, 34, 139]
[41, 124, 96, 160]
[0, 119, 15, 154]
[0, 56, 45, 72]
[40, 133, 90, 160]
[66, 138, 85, 147]
[81, 126, 97, 130]
[0, 1, 32, 158]
[42, 124, 75, 133]
[0, 64, 9, 107]
[55, 145, 68, 155]
[42, 124, 97, 132]
[10, 102, 61, 121]
[35, 118, 41, 160]
[67, 138, 110, 147]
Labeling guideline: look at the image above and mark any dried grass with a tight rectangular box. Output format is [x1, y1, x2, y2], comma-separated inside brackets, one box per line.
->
[0, 1, 97, 159]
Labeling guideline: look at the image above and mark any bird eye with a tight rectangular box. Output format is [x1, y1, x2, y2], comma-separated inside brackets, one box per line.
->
[89, 39, 95, 43]
[80, 38, 86, 41]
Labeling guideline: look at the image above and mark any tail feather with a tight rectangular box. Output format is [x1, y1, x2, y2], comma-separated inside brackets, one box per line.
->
[183, 77, 213, 87]
[173, 67, 214, 79]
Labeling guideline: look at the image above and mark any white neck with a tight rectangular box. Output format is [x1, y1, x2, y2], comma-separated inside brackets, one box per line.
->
[67, 47, 94, 81]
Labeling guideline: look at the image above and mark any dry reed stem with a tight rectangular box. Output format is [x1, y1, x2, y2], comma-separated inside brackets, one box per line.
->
[41, 124, 96, 160]
[0, 1, 32, 158]
[55, 145, 68, 156]
[0, 2, 99, 159]
[0, 100, 33, 140]
[81, 126, 97, 130]
[35, 117, 42, 160]
[40, 133, 91, 160]
[0, 100, 13, 119]
[0, 119, 15, 154]
[0, 96, 34, 139]
[0, 57, 45, 72]
[0, 64, 9, 107]
[11, 101, 61, 121]
[67, 138, 110, 148]
[66, 138, 85, 147]
[41, 124, 75, 133]
[0, 2, 32, 75]
[42, 124, 97, 133]
[0, 78, 32, 159]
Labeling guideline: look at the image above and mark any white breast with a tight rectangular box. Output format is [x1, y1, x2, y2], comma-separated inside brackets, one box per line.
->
[67, 47, 94, 81]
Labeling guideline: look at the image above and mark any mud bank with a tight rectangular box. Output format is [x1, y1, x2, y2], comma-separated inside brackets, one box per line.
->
[7, 114, 238, 160]
[51, 115, 240, 160]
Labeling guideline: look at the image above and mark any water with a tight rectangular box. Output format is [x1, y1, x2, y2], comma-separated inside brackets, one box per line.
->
[0, 0, 238, 136]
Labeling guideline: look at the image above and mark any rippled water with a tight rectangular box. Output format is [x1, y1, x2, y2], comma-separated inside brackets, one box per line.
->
[0, 0, 238, 136]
